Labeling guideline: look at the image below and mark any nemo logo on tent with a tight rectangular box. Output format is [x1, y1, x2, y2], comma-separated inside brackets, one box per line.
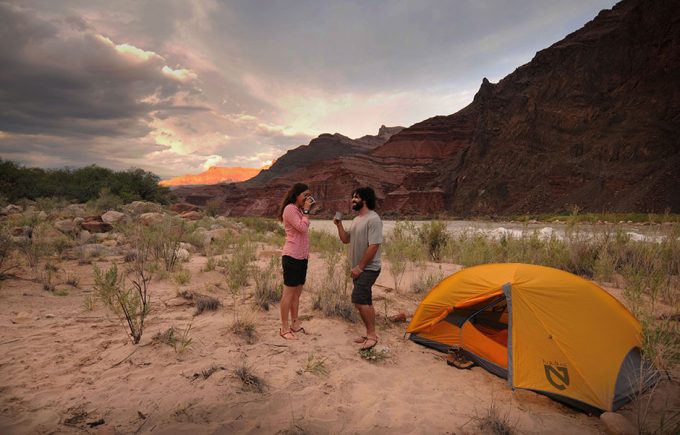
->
[544, 364, 570, 390]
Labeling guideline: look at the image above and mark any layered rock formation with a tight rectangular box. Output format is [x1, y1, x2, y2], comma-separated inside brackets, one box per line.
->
[160, 166, 261, 187]
[175, 0, 679, 217]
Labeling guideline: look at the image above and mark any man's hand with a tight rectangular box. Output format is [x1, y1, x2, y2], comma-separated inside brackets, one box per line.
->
[351, 265, 363, 279]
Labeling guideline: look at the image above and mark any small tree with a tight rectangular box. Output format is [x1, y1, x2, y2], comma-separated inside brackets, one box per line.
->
[93, 240, 152, 344]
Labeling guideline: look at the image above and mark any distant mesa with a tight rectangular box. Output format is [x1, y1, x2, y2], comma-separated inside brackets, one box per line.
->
[160, 166, 262, 187]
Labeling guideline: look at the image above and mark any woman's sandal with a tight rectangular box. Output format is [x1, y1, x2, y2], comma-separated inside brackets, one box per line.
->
[291, 326, 307, 334]
[279, 329, 297, 340]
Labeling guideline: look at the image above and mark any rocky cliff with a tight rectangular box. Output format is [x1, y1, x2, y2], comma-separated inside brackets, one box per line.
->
[160, 166, 261, 187]
[175, 0, 679, 217]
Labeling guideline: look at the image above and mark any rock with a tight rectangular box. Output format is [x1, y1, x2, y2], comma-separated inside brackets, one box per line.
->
[170, 202, 200, 213]
[209, 224, 224, 230]
[2, 204, 23, 215]
[79, 230, 92, 243]
[44, 313, 55, 319]
[138, 212, 164, 226]
[179, 242, 195, 252]
[600, 412, 635, 435]
[389, 312, 407, 323]
[80, 221, 113, 233]
[11, 311, 32, 324]
[54, 219, 76, 234]
[179, 211, 202, 220]
[175, 248, 190, 262]
[37, 211, 48, 220]
[101, 210, 126, 224]
[102, 240, 118, 248]
[205, 228, 227, 241]
[124, 201, 162, 215]
[11, 226, 32, 238]
[65, 204, 87, 217]
[79, 244, 116, 258]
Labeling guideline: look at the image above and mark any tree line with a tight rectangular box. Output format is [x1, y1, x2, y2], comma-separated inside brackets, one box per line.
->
[0, 159, 171, 204]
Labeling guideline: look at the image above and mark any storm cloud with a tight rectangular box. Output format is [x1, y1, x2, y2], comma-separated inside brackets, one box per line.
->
[0, 0, 617, 178]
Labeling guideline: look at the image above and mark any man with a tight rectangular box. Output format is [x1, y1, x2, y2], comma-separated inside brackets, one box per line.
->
[333, 186, 383, 350]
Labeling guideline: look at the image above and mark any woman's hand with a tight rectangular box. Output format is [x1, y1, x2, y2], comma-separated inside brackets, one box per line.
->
[303, 196, 314, 212]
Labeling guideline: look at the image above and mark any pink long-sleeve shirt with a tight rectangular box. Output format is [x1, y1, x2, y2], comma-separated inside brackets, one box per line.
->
[282, 203, 310, 260]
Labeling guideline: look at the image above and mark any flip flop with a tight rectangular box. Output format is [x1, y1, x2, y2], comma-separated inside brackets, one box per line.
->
[279, 329, 297, 340]
[291, 326, 307, 334]
[353, 335, 368, 343]
[360, 337, 378, 350]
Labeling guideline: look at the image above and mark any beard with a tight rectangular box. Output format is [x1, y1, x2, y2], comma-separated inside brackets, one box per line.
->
[351, 199, 364, 211]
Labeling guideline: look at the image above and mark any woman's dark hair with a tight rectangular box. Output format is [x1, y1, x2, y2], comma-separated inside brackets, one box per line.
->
[278, 183, 309, 221]
[352, 186, 376, 210]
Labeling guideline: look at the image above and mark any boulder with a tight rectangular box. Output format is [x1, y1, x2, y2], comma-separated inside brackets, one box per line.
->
[79, 243, 116, 258]
[179, 211, 202, 220]
[139, 212, 164, 226]
[170, 202, 200, 213]
[176, 248, 191, 262]
[124, 201, 162, 215]
[78, 230, 92, 243]
[80, 221, 113, 233]
[54, 219, 76, 234]
[64, 204, 87, 217]
[101, 210, 126, 224]
[2, 204, 22, 215]
[600, 412, 635, 435]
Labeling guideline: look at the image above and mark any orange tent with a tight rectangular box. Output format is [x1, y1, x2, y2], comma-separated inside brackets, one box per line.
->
[407, 263, 656, 413]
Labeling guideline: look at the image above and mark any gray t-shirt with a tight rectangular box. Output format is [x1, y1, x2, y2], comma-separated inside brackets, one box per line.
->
[349, 210, 383, 271]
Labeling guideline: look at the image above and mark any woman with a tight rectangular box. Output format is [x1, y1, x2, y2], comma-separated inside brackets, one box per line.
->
[278, 182, 314, 340]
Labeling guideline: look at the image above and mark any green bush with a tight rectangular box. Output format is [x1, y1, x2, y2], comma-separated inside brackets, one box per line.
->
[417, 221, 450, 261]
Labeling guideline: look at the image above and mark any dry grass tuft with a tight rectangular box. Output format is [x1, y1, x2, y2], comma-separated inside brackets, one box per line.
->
[234, 364, 266, 393]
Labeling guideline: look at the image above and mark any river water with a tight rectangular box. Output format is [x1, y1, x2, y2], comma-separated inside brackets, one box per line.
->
[310, 219, 673, 242]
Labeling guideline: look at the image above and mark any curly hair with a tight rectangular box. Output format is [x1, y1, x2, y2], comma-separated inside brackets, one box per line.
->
[352, 186, 376, 210]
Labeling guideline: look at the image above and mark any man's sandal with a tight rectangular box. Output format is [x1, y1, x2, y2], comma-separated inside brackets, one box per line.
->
[360, 337, 378, 350]
[353, 335, 368, 343]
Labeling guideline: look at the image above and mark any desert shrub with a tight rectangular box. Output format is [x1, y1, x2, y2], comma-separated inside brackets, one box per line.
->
[202, 256, 216, 272]
[411, 267, 446, 294]
[384, 221, 425, 292]
[359, 347, 389, 362]
[93, 244, 152, 344]
[18, 223, 53, 273]
[0, 225, 17, 281]
[205, 199, 222, 217]
[89, 187, 123, 213]
[51, 235, 72, 260]
[154, 323, 193, 353]
[310, 228, 343, 255]
[254, 256, 283, 310]
[66, 274, 80, 287]
[194, 294, 221, 315]
[475, 400, 515, 435]
[417, 220, 450, 261]
[236, 216, 282, 235]
[304, 353, 329, 376]
[229, 310, 257, 342]
[234, 363, 266, 393]
[82, 294, 96, 311]
[182, 230, 206, 253]
[174, 269, 192, 285]
[311, 251, 356, 322]
[146, 216, 188, 272]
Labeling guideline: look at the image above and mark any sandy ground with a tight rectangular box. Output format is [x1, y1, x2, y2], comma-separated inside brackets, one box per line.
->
[0, 249, 678, 434]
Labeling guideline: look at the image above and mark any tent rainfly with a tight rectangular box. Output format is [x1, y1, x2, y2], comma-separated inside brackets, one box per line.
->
[406, 263, 657, 413]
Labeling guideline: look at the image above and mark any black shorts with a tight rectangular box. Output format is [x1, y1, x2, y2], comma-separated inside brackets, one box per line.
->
[282, 255, 308, 287]
[351, 269, 381, 305]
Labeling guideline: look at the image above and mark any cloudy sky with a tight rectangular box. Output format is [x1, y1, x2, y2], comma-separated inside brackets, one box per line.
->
[0, 0, 616, 179]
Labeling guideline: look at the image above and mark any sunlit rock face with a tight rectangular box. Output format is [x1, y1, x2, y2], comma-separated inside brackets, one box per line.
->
[175, 0, 680, 217]
[159, 167, 261, 187]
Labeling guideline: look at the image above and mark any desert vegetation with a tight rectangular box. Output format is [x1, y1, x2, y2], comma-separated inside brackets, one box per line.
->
[0, 195, 678, 433]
